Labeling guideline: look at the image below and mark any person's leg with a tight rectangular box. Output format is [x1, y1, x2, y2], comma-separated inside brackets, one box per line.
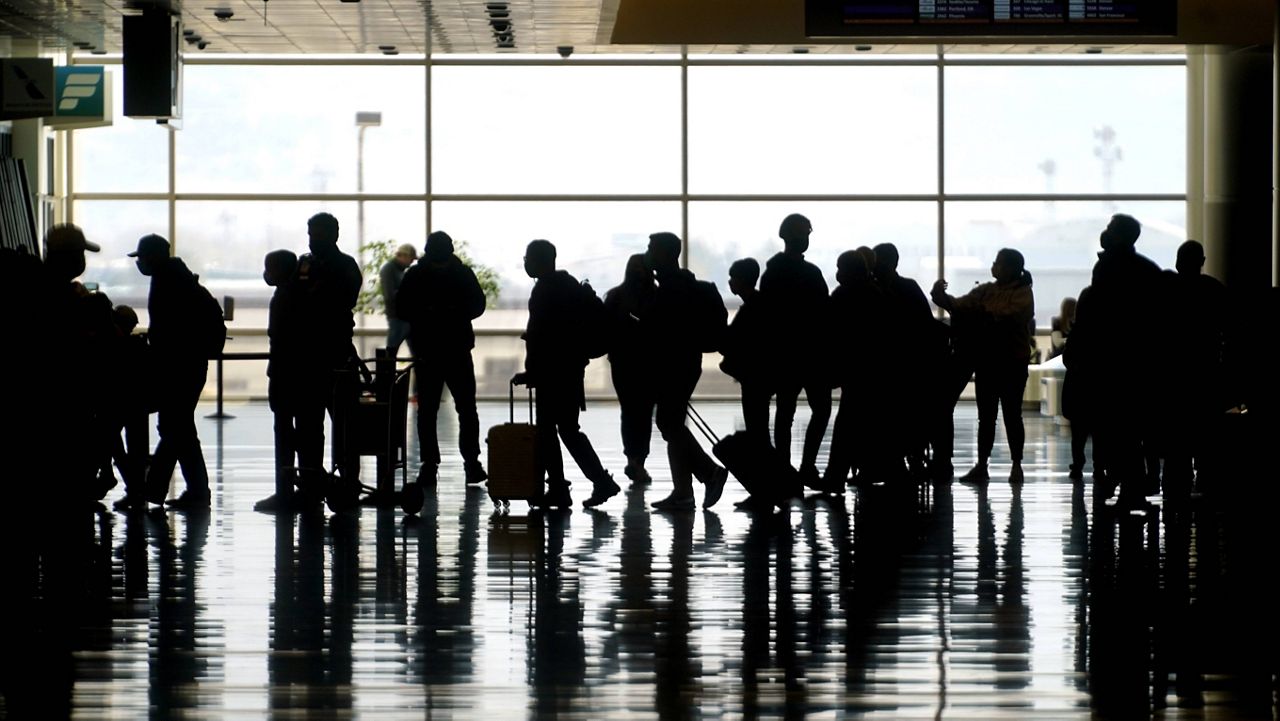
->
[386, 318, 410, 359]
[614, 365, 647, 468]
[998, 365, 1029, 483]
[964, 367, 998, 482]
[741, 383, 771, 441]
[171, 363, 210, 503]
[444, 351, 484, 481]
[1070, 419, 1089, 478]
[773, 380, 800, 463]
[801, 381, 832, 474]
[411, 345, 446, 476]
[822, 398, 853, 486]
[146, 386, 179, 504]
[294, 400, 327, 496]
[534, 383, 567, 485]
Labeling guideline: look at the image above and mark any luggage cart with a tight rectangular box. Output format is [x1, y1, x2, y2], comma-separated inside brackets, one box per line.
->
[324, 353, 423, 515]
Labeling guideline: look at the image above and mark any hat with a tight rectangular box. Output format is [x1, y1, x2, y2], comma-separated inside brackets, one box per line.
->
[128, 234, 170, 259]
[45, 224, 100, 254]
[395, 243, 418, 259]
[424, 231, 454, 259]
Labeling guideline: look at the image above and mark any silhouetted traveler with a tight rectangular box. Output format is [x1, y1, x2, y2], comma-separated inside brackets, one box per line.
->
[396, 230, 488, 485]
[513, 239, 620, 509]
[382, 243, 417, 359]
[871, 242, 934, 478]
[932, 248, 1034, 485]
[604, 253, 657, 486]
[1069, 214, 1163, 505]
[822, 250, 886, 491]
[107, 304, 153, 511]
[42, 225, 112, 499]
[295, 213, 363, 485]
[131, 234, 214, 510]
[255, 250, 324, 513]
[1049, 297, 1077, 360]
[760, 214, 832, 485]
[1162, 240, 1229, 496]
[1062, 287, 1095, 481]
[644, 232, 729, 511]
[720, 258, 771, 440]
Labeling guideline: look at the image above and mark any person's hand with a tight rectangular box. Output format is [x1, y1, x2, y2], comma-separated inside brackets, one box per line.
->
[931, 279, 948, 296]
[512, 372, 531, 387]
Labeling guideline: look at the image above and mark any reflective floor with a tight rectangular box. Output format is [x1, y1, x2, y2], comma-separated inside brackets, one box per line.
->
[1, 401, 1276, 719]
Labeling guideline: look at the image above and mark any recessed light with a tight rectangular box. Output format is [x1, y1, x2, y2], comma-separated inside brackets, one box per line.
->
[855, 45, 872, 52]
[91, 49, 107, 54]
[378, 44, 395, 50]
[793, 47, 808, 54]
[1085, 47, 1102, 54]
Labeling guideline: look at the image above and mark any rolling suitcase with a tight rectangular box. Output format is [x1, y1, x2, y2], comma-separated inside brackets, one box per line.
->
[486, 379, 541, 510]
[687, 403, 799, 509]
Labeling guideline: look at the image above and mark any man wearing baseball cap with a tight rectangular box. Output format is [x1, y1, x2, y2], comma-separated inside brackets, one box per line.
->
[130, 233, 213, 511]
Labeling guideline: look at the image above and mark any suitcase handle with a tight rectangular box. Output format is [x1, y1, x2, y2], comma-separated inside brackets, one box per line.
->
[509, 377, 533, 424]
[685, 402, 720, 446]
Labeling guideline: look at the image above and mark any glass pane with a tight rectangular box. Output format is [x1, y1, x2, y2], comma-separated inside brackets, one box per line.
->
[75, 200, 170, 323]
[176, 66, 426, 194]
[71, 69, 169, 193]
[688, 66, 937, 194]
[687, 201, 939, 303]
[944, 66, 1186, 194]
[432, 67, 681, 194]
[174, 200, 357, 329]
[943, 201, 1186, 326]
[429, 201, 682, 329]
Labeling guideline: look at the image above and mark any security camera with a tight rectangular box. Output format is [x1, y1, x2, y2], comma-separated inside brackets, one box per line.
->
[198, 41, 209, 49]
[213, 8, 234, 20]
[557, 45, 573, 58]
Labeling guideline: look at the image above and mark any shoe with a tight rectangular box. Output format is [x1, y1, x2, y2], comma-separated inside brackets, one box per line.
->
[165, 490, 211, 511]
[798, 464, 821, 491]
[651, 494, 695, 512]
[92, 471, 119, 501]
[582, 475, 621, 509]
[624, 459, 652, 486]
[416, 464, 438, 486]
[733, 495, 773, 512]
[113, 494, 147, 513]
[254, 493, 297, 513]
[541, 484, 572, 509]
[1068, 466, 1084, 481]
[959, 464, 990, 484]
[464, 462, 488, 485]
[703, 466, 729, 509]
[1009, 464, 1024, 485]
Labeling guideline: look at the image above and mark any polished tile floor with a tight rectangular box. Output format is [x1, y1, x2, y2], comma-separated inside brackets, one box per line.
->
[1, 401, 1275, 719]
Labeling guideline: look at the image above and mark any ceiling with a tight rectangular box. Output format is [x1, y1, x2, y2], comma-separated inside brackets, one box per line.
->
[0, 0, 1268, 56]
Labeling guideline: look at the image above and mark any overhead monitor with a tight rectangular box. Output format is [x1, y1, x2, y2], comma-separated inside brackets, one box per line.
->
[806, 1, 1177, 38]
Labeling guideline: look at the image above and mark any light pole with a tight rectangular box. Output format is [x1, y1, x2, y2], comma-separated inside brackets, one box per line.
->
[355, 111, 382, 349]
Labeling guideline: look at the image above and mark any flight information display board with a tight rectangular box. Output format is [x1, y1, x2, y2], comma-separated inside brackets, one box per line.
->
[807, 1, 1176, 36]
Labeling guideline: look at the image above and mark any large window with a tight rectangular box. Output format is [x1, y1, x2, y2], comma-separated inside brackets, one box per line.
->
[69, 51, 1187, 397]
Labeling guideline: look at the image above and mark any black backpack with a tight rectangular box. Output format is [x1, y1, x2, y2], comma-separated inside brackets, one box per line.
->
[692, 279, 728, 353]
[193, 281, 228, 359]
[577, 280, 610, 360]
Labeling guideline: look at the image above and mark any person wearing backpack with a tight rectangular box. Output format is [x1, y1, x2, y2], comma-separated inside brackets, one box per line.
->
[130, 234, 218, 510]
[644, 232, 729, 512]
[512, 240, 620, 509]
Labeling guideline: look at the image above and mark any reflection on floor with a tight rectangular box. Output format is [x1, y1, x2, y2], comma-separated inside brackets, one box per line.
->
[1, 401, 1275, 719]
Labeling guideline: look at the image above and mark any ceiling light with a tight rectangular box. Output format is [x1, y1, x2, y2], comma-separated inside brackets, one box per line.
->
[855, 45, 872, 52]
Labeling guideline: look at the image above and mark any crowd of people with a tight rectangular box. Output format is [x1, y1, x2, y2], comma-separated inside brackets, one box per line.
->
[0, 210, 1248, 516]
